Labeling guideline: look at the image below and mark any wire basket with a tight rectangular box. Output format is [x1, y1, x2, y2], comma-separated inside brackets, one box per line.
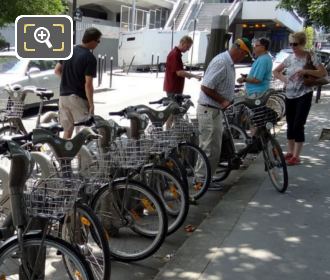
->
[248, 105, 278, 128]
[108, 138, 151, 169]
[25, 177, 81, 219]
[144, 126, 178, 154]
[0, 98, 24, 120]
[171, 116, 198, 141]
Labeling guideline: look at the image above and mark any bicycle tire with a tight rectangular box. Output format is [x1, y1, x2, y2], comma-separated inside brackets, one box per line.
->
[0, 233, 94, 280]
[163, 153, 189, 194]
[61, 203, 111, 280]
[262, 133, 288, 193]
[91, 179, 167, 262]
[177, 142, 211, 200]
[141, 165, 189, 235]
[214, 124, 249, 182]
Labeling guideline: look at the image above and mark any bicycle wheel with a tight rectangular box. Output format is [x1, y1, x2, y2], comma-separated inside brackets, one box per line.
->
[262, 133, 288, 193]
[141, 165, 189, 235]
[91, 179, 167, 262]
[214, 124, 250, 182]
[163, 153, 189, 194]
[0, 233, 94, 280]
[176, 142, 211, 200]
[61, 203, 111, 280]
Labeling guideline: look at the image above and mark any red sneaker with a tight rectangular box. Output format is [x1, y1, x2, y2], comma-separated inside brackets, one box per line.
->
[284, 153, 293, 160]
[287, 156, 301, 166]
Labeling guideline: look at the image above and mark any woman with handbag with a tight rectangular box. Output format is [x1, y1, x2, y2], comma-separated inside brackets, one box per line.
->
[273, 31, 328, 165]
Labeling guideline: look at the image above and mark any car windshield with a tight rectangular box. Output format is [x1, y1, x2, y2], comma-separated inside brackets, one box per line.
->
[0, 56, 26, 74]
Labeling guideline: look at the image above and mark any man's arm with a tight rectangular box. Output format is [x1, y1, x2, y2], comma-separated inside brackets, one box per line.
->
[85, 76, 94, 115]
[54, 62, 62, 77]
[201, 85, 230, 108]
[176, 70, 202, 81]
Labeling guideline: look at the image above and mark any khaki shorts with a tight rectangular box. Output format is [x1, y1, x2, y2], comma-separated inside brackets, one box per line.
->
[59, 95, 89, 131]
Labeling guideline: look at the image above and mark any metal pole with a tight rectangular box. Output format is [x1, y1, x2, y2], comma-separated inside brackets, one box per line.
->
[171, 18, 176, 50]
[100, 56, 104, 84]
[190, 19, 197, 72]
[72, 0, 77, 45]
[150, 54, 154, 72]
[110, 56, 113, 88]
[316, 86, 322, 103]
[127, 55, 135, 74]
[103, 54, 107, 73]
[131, 0, 136, 31]
[98, 54, 101, 86]
[156, 55, 160, 78]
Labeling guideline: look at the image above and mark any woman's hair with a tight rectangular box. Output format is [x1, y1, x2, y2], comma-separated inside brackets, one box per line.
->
[82, 27, 102, 44]
[289, 32, 306, 46]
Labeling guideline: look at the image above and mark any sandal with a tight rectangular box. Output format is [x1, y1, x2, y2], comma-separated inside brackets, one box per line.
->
[284, 153, 293, 160]
[286, 156, 301, 166]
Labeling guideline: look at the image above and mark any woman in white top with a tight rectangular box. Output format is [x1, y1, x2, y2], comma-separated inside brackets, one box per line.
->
[273, 31, 327, 165]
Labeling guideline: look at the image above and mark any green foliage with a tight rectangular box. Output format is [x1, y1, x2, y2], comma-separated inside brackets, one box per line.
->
[278, 0, 330, 28]
[304, 26, 314, 50]
[0, 0, 68, 27]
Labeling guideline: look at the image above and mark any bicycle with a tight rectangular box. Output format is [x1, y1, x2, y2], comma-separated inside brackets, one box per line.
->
[0, 137, 94, 279]
[215, 94, 288, 193]
[0, 84, 57, 136]
[0, 128, 111, 280]
[131, 96, 211, 201]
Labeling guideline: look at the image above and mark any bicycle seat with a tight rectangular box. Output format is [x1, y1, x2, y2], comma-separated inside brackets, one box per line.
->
[38, 122, 63, 134]
[32, 127, 99, 158]
[35, 88, 54, 100]
[132, 103, 181, 125]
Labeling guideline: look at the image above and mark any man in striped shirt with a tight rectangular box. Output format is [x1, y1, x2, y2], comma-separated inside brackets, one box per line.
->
[195, 38, 253, 185]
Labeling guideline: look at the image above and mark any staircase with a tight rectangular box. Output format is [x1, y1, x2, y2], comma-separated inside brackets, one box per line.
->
[175, 1, 189, 29]
[196, 3, 232, 31]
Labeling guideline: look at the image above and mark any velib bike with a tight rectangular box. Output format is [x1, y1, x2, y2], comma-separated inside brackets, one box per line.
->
[215, 94, 288, 193]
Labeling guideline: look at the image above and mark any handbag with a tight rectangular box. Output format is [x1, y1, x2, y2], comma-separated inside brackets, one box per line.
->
[303, 52, 329, 87]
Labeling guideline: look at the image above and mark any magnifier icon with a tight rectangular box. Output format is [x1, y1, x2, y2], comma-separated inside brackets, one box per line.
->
[34, 27, 53, 49]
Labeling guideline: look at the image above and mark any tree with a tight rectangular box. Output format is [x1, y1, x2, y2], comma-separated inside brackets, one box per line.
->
[278, 0, 330, 28]
[304, 26, 314, 50]
[0, 0, 68, 27]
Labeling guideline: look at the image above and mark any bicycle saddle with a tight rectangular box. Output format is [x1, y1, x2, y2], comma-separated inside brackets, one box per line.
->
[131, 103, 182, 125]
[35, 88, 54, 100]
[32, 127, 99, 158]
[38, 122, 63, 134]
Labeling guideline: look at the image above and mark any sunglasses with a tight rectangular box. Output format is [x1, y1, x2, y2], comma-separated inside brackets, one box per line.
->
[289, 42, 299, 47]
[96, 39, 101, 43]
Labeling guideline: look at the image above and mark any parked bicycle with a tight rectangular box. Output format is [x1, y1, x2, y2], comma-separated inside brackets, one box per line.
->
[0, 137, 95, 279]
[215, 94, 288, 193]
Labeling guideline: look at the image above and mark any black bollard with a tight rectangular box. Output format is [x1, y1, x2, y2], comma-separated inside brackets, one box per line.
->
[110, 56, 113, 88]
[98, 54, 101, 86]
[156, 55, 160, 78]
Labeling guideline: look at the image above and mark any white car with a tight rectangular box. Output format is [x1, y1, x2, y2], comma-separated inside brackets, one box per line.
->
[272, 48, 293, 70]
[0, 51, 60, 109]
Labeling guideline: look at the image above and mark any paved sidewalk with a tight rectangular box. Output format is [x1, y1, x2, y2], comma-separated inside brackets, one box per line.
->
[154, 88, 330, 280]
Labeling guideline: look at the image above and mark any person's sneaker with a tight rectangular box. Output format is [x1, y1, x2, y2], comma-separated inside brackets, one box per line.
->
[286, 156, 301, 166]
[284, 153, 293, 160]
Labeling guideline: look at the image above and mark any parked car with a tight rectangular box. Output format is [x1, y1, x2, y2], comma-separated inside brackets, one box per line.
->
[0, 51, 59, 109]
[272, 48, 293, 70]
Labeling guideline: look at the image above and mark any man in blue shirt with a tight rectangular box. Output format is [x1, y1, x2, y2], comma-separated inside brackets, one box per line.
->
[237, 38, 273, 97]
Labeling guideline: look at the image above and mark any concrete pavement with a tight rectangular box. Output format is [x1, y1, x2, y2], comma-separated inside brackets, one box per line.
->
[154, 86, 330, 280]
[22, 71, 330, 280]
